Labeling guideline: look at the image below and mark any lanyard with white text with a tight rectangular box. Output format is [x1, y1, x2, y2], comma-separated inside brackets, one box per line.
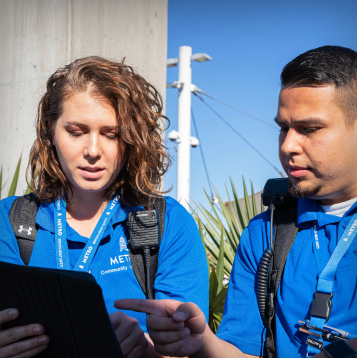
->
[54, 198, 70, 270]
[54, 194, 121, 272]
[312, 212, 357, 293]
[307, 213, 357, 354]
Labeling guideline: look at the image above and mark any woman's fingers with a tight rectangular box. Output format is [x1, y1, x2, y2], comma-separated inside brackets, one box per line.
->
[109, 311, 148, 358]
[109, 311, 126, 332]
[110, 311, 138, 344]
[120, 326, 148, 358]
[0, 309, 49, 358]
[0, 334, 49, 358]
[0, 309, 19, 326]
[0, 324, 45, 347]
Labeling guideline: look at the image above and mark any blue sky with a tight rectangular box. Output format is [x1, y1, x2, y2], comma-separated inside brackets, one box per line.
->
[164, 0, 357, 207]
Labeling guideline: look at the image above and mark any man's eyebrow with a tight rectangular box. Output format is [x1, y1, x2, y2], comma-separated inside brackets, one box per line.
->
[274, 117, 326, 125]
[274, 117, 282, 125]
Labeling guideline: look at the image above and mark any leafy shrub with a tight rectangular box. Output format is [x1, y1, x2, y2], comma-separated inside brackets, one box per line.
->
[191, 177, 264, 333]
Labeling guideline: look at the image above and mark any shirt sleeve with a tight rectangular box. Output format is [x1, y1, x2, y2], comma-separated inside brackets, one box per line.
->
[217, 214, 269, 356]
[154, 198, 209, 321]
[0, 196, 24, 265]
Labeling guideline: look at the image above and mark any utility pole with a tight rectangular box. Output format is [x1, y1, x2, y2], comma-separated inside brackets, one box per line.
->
[167, 46, 211, 210]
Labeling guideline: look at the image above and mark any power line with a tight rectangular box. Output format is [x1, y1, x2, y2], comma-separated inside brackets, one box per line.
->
[193, 92, 285, 178]
[191, 108, 214, 198]
[0, 75, 49, 87]
[194, 89, 277, 129]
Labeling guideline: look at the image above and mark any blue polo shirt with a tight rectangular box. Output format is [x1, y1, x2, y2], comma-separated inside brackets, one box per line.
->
[217, 198, 357, 357]
[0, 196, 209, 332]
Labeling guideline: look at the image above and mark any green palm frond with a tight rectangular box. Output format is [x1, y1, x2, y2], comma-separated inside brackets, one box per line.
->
[192, 176, 264, 333]
[8, 156, 22, 197]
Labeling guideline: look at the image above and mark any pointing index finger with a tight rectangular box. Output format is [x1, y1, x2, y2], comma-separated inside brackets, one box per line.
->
[114, 299, 181, 317]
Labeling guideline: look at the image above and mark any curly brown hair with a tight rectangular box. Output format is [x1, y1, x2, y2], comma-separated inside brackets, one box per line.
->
[27, 56, 171, 206]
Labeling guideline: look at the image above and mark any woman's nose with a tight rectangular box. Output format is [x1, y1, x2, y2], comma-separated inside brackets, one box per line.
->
[84, 133, 102, 158]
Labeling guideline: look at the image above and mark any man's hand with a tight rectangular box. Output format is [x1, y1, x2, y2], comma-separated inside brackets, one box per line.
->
[0, 308, 49, 357]
[109, 310, 149, 358]
[114, 299, 208, 357]
[114, 299, 256, 358]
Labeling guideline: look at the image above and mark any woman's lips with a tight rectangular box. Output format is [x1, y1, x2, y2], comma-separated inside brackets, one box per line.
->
[288, 166, 310, 178]
[79, 167, 104, 180]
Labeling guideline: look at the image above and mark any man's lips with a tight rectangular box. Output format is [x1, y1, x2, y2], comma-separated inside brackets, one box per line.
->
[288, 165, 311, 178]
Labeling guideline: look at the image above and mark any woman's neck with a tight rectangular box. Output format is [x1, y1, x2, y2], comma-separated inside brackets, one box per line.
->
[65, 189, 109, 237]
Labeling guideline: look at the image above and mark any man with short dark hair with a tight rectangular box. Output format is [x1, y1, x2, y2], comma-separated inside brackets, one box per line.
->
[115, 46, 357, 358]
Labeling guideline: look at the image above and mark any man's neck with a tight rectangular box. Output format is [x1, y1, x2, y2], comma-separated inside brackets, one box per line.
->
[319, 190, 357, 206]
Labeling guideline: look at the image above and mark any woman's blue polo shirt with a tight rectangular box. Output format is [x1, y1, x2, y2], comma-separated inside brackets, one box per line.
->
[0, 196, 209, 332]
[217, 197, 357, 357]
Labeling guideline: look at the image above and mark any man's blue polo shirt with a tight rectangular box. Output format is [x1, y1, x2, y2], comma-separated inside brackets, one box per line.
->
[0, 196, 209, 332]
[217, 198, 357, 357]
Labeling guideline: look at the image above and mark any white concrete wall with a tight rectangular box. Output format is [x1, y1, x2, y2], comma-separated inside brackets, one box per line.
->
[0, 0, 168, 196]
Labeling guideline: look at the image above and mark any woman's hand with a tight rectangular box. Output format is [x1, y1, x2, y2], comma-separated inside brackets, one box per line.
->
[0, 308, 49, 357]
[114, 299, 208, 357]
[109, 311, 149, 358]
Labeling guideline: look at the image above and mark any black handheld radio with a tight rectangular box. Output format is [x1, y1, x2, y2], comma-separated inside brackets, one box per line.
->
[127, 210, 161, 300]
[258, 178, 292, 325]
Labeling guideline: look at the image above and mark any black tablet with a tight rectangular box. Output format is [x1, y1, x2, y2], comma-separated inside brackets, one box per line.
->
[0, 261, 123, 358]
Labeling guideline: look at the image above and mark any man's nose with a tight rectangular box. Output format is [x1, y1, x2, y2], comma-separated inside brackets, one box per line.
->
[84, 133, 102, 158]
[280, 129, 303, 156]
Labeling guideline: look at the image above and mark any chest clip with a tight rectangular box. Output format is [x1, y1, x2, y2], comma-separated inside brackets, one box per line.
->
[311, 291, 333, 323]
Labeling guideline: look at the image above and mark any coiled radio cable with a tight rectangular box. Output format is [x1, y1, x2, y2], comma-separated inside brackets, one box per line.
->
[257, 195, 277, 326]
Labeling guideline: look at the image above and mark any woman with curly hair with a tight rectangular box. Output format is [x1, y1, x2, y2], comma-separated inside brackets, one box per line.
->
[0, 57, 208, 358]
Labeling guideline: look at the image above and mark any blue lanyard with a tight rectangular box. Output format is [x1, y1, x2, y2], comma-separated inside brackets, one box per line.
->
[307, 212, 357, 355]
[54, 194, 121, 272]
[312, 213, 357, 293]
[54, 198, 70, 270]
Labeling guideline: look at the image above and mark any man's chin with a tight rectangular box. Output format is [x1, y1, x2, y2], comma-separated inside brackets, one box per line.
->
[288, 178, 321, 199]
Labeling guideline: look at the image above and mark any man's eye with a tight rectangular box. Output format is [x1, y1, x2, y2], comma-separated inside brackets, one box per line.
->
[279, 127, 288, 133]
[304, 127, 319, 133]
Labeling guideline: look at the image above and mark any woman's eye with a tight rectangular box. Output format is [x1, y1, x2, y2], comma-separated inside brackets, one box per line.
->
[68, 131, 83, 137]
[105, 133, 119, 140]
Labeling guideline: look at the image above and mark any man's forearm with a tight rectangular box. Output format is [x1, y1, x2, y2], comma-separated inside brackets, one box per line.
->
[189, 324, 251, 358]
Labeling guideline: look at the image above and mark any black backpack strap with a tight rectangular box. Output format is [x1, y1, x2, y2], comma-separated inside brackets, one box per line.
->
[265, 199, 299, 358]
[129, 196, 166, 299]
[9, 193, 40, 266]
